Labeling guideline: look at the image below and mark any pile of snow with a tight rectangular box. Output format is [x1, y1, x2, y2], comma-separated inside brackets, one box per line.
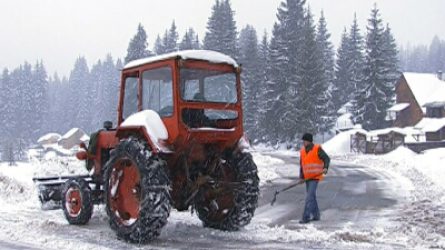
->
[412, 148, 445, 190]
[323, 129, 367, 155]
[335, 113, 354, 131]
[252, 152, 283, 185]
[37, 133, 61, 145]
[121, 110, 169, 152]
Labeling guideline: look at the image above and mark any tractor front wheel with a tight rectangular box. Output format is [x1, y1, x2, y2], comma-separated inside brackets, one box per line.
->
[61, 178, 93, 225]
[104, 138, 171, 243]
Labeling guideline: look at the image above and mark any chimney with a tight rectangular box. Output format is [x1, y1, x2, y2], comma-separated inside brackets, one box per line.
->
[438, 70, 443, 81]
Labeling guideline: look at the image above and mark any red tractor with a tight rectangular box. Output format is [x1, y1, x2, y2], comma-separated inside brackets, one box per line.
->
[33, 50, 259, 243]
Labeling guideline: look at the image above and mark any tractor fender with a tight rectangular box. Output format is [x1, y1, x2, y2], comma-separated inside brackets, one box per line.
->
[118, 110, 170, 154]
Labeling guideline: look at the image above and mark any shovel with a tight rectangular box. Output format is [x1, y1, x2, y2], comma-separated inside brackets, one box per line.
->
[270, 173, 324, 206]
[270, 179, 305, 206]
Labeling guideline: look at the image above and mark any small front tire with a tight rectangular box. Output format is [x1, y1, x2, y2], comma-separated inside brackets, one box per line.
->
[61, 178, 93, 225]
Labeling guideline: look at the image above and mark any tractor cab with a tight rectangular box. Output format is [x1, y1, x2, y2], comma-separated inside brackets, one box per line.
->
[118, 50, 244, 151]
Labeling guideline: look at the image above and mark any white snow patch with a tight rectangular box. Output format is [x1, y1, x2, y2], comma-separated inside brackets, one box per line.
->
[252, 152, 283, 185]
[413, 148, 445, 190]
[323, 129, 367, 155]
[125, 50, 238, 69]
[37, 133, 61, 144]
[121, 110, 169, 151]
[415, 117, 445, 132]
[61, 128, 82, 140]
[335, 113, 354, 131]
[403, 72, 445, 109]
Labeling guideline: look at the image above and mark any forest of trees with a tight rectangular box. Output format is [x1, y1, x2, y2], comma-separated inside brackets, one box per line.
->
[1, 0, 440, 157]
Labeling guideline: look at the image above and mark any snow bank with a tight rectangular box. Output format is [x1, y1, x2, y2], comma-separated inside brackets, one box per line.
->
[252, 152, 283, 185]
[323, 129, 366, 155]
[414, 148, 445, 190]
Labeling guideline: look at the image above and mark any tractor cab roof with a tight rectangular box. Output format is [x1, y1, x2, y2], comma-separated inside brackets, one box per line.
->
[124, 50, 239, 70]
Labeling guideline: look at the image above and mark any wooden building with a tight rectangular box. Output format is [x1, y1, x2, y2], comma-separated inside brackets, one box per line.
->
[387, 72, 445, 142]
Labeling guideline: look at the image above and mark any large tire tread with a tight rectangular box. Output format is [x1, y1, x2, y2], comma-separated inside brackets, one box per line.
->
[196, 151, 259, 231]
[104, 138, 171, 244]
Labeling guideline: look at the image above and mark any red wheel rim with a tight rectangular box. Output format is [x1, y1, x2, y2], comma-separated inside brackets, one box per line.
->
[109, 158, 141, 226]
[66, 187, 82, 217]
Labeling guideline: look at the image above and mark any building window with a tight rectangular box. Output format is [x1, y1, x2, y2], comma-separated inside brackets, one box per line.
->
[427, 107, 442, 118]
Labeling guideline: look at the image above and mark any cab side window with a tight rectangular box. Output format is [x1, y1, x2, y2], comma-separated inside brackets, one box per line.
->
[122, 76, 139, 120]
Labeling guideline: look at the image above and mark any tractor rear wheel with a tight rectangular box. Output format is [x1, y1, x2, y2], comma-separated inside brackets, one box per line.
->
[61, 178, 93, 225]
[195, 151, 259, 231]
[104, 138, 171, 243]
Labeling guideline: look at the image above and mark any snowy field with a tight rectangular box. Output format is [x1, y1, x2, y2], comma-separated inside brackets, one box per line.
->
[0, 137, 444, 249]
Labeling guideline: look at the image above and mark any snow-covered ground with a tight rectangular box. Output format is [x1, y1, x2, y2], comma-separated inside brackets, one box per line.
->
[0, 137, 444, 249]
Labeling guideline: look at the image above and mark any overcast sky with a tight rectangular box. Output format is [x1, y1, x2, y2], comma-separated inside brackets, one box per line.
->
[1, 0, 444, 77]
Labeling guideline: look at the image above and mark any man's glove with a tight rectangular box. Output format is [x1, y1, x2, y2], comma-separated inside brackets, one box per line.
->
[323, 168, 328, 175]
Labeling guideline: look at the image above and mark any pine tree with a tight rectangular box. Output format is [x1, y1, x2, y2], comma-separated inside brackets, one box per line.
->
[165, 21, 179, 53]
[179, 28, 200, 50]
[125, 23, 151, 63]
[257, 32, 270, 142]
[265, 0, 307, 144]
[32, 61, 49, 136]
[360, 5, 395, 130]
[103, 55, 120, 126]
[68, 57, 91, 131]
[238, 25, 261, 140]
[333, 28, 350, 111]
[316, 11, 336, 137]
[263, 23, 288, 145]
[154, 35, 166, 55]
[428, 36, 444, 72]
[347, 15, 366, 125]
[0, 69, 11, 139]
[20, 62, 35, 142]
[295, 8, 325, 136]
[382, 24, 399, 105]
[204, 0, 238, 59]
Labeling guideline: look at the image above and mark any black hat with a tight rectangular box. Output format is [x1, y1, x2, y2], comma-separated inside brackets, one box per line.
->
[302, 133, 313, 142]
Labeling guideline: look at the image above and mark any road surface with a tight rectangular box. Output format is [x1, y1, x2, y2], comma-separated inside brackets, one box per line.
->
[0, 152, 406, 249]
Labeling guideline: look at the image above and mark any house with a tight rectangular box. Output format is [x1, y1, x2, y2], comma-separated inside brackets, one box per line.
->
[387, 71, 445, 141]
[37, 133, 62, 145]
[58, 128, 89, 149]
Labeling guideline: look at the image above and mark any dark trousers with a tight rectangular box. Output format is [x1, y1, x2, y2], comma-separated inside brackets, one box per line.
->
[302, 180, 320, 221]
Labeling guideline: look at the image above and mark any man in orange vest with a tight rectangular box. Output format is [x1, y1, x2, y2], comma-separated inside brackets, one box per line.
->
[299, 133, 330, 224]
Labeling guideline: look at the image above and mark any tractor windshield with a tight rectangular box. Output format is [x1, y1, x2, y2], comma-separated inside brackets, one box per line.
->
[142, 67, 173, 117]
[180, 68, 237, 104]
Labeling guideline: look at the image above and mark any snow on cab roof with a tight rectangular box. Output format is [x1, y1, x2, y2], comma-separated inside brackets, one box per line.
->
[403, 72, 445, 108]
[124, 50, 239, 70]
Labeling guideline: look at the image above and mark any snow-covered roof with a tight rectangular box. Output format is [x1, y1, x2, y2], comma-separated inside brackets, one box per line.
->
[368, 127, 407, 137]
[37, 133, 62, 144]
[61, 128, 85, 140]
[335, 113, 354, 130]
[414, 117, 445, 132]
[124, 50, 238, 69]
[388, 103, 410, 112]
[337, 101, 353, 115]
[403, 72, 445, 109]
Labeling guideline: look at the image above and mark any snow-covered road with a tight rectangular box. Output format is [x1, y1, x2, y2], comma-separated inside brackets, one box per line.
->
[0, 148, 444, 249]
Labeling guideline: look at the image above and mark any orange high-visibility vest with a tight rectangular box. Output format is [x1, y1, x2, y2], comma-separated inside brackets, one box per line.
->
[300, 144, 324, 181]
